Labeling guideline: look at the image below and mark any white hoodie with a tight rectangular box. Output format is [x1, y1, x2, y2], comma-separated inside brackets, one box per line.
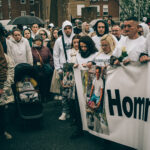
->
[7, 37, 33, 66]
[53, 20, 75, 70]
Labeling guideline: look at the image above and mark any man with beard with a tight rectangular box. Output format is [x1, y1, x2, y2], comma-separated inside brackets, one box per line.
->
[53, 20, 74, 116]
[92, 20, 117, 51]
[53, 20, 75, 72]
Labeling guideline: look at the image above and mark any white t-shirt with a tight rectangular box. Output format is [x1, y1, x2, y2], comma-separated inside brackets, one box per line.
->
[93, 52, 111, 66]
[92, 34, 118, 51]
[67, 48, 78, 63]
[92, 35, 101, 51]
[76, 52, 98, 64]
[112, 36, 146, 61]
[75, 52, 98, 69]
[92, 77, 103, 97]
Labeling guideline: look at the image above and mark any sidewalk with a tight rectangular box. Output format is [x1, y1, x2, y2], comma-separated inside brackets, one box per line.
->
[1, 99, 135, 150]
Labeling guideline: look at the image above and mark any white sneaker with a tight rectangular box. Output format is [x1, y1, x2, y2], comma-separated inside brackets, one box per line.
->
[58, 96, 63, 100]
[4, 131, 12, 140]
[54, 95, 59, 100]
[59, 112, 67, 120]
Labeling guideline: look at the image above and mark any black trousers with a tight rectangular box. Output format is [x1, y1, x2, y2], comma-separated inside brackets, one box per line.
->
[72, 88, 82, 131]
[0, 105, 5, 136]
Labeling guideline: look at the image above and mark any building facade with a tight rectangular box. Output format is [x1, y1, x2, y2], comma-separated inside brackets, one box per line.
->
[42, 0, 51, 26]
[50, 0, 120, 27]
[0, 0, 119, 27]
[0, 0, 42, 20]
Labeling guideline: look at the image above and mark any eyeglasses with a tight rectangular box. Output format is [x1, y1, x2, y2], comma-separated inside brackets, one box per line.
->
[98, 26, 105, 29]
[101, 44, 109, 47]
[40, 33, 46, 36]
[112, 30, 119, 32]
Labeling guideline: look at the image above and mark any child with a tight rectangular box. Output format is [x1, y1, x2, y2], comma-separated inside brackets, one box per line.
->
[59, 64, 75, 120]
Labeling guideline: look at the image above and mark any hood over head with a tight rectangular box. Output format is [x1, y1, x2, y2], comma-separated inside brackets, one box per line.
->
[81, 22, 90, 35]
[139, 22, 149, 37]
[62, 20, 75, 44]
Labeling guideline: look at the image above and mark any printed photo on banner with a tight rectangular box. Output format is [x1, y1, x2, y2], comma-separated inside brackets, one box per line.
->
[61, 63, 75, 100]
[81, 65, 109, 135]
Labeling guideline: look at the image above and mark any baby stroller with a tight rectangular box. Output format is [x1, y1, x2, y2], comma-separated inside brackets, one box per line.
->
[13, 63, 43, 126]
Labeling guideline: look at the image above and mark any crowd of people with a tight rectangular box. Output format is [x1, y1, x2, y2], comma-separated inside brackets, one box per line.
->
[0, 15, 150, 140]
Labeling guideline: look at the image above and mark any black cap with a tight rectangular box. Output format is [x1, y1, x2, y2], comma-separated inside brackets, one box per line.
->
[34, 34, 43, 42]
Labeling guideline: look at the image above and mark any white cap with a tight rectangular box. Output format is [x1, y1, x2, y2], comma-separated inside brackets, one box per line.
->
[48, 23, 54, 28]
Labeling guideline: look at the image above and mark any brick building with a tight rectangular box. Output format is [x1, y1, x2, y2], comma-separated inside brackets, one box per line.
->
[50, 0, 120, 27]
[42, 0, 51, 26]
[0, 0, 42, 20]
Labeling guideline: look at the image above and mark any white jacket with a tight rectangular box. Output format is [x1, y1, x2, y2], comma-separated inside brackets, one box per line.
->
[53, 20, 74, 70]
[7, 37, 33, 66]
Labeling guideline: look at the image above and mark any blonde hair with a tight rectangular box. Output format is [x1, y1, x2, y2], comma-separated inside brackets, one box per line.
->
[100, 34, 116, 54]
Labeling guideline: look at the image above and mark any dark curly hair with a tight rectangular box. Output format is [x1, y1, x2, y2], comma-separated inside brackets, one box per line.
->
[79, 36, 98, 58]
[93, 20, 109, 37]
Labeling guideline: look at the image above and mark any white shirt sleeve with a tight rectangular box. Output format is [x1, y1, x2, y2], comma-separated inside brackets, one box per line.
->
[53, 38, 62, 70]
[26, 40, 33, 65]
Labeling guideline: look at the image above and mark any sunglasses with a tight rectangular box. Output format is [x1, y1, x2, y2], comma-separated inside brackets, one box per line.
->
[40, 33, 46, 36]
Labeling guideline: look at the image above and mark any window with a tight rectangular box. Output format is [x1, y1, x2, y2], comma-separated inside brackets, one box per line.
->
[90, 5, 100, 16]
[103, 5, 108, 16]
[0, 11, 3, 19]
[0, 0, 2, 7]
[30, 0, 34, 5]
[21, 11, 26, 16]
[30, 11, 35, 16]
[103, 0, 108, 1]
[8, 0, 11, 8]
[77, 4, 85, 16]
[20, 0, 26, 4]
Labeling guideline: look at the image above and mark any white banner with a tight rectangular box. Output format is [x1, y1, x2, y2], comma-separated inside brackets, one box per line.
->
[74, 62, 150, 150]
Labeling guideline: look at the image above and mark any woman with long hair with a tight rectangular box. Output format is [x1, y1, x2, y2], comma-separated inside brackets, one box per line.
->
[23, 28, 33, 47]
[74, 36, 98, 69]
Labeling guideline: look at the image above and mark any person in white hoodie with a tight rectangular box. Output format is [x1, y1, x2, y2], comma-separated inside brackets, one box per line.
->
[53, 20, 74, 119]
[53, 20, 75, 72]
[7, 28, 33, 66]
[138, 22, 149, 38]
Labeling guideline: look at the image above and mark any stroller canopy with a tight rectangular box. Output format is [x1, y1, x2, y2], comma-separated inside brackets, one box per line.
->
[14, 63, 37, 82]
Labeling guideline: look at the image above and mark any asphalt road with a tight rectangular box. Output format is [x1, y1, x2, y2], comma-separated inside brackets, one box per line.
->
[0, 100, 136, 150]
